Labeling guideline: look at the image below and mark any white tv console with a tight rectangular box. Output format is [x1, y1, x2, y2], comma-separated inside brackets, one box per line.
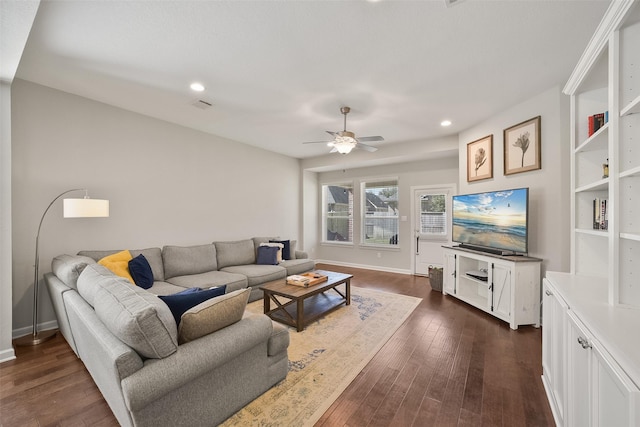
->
[442, 245, 542, 330]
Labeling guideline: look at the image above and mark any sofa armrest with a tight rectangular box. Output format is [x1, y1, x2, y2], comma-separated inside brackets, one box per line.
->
[121, 314, 274, 412]
[295, 250, 308, 259]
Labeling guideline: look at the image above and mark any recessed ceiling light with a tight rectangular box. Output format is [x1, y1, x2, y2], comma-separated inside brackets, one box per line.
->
[441, 120, 452, 127]
[190, 82, 205, 92]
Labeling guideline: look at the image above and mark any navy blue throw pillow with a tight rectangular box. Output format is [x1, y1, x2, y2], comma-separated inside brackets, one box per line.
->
[128, 254, 154, 289]
[269, 239, 291, 260]
[159, 285, 226, 326]
[257, 246, 279, 265]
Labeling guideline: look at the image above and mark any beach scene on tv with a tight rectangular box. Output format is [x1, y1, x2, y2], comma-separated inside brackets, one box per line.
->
[453, 189, 528, 253]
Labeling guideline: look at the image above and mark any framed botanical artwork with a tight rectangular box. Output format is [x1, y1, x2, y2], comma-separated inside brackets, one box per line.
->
[504, 116, 541, 175]
[467, 135, 493, 182]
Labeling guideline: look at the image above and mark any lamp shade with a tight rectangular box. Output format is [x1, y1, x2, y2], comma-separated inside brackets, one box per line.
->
[63, 198, 109, 218]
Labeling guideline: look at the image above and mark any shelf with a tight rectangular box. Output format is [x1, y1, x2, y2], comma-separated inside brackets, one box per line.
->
[575, 123, 609, 153]
[620, 165, 640, 178]
[462, 272, 489, 286]
[621, 94, 640, 117]
[621, 232, 640, 242]
[576, 228, 609, 237]
[575, 178, 609, 192]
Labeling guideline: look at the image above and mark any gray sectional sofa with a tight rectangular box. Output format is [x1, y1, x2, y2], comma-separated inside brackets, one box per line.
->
[44, 237, 314, 427]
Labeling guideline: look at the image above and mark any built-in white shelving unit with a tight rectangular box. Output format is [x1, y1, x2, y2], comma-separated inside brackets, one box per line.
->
[543, 2, 640, 425]
[565, 0, 640, 308]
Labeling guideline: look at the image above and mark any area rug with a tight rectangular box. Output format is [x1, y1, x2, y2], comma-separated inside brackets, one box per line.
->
[221, 286, 422, 427]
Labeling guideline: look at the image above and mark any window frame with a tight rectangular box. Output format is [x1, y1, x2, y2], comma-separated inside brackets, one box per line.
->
[321, 182, 354, 245]
[360, 178, 399, 248]
[416, 188, 451, 242]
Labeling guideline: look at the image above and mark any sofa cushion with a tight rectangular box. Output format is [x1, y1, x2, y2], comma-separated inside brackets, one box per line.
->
[280, 258, 316, 276]
[214, 239, 256, 269]
[178, 288, 250, 344]
[159, 286, 227, 326]
[98, 250, 134, 283]
[289, 240, 298, 259]
[145, 281, 194, 296]
[220, 264, 286, 287]
[166, 270, 248, 293]
[162, 244, 217, 279]
[51, 254, 96, 290]
[256, 246, 279, 265]
[78, 248, 165, 282]
[252, 236, 277, 257]
[129, 254, 154, 289]
[87, 264, 178, 359]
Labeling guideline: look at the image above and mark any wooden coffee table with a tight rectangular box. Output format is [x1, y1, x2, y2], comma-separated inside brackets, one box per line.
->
[260, 270, 352, 332]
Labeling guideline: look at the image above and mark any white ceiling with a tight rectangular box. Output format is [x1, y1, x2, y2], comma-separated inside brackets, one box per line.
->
[15, 0, 611, 160]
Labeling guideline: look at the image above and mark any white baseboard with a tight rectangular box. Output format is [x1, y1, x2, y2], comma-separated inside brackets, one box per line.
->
[0, 347, 16, 363]
[12, 319, 58, 339]
[316, 260, 412, 275]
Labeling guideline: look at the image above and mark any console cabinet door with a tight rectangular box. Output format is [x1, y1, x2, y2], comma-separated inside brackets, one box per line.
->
[443, 251, 456, 295]
[491, 263, 511, 322]
[591, 340, 640, 426]
[542, 280, 568, 426]
[567, 311, 592, 427]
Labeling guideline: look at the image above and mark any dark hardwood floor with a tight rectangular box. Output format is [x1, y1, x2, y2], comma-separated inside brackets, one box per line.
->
[0, 264, 554, 426]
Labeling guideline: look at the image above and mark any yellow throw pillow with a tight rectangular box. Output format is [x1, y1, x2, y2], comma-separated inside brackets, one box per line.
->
[98, 250, 134, 284]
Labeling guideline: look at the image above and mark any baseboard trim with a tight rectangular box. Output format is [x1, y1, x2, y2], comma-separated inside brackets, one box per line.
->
[12, 320, 58, 339]
[0, 347, 16, 363]
[316, 260, 412, 275]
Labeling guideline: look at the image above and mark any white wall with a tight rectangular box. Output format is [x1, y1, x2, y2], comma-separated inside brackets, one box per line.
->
[458, 85, 571, 275]
[314, 154, 459, 272]
[11, 79, 302, 333]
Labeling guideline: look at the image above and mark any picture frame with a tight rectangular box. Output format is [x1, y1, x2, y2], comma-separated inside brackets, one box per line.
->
[504, 116, 541, 175]
[466, 135, 493, 182]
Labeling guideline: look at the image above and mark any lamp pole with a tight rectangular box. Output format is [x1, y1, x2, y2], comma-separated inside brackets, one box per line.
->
[15, 188, 86, 346]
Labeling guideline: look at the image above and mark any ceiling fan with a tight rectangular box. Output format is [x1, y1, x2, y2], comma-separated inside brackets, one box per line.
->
[303, 106, 384, 154]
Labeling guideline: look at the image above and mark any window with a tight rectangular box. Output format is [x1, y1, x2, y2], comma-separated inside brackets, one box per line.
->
[419, 193, 446, 237]
[322, 183, 353, 243]
[362, 179, 398, 246]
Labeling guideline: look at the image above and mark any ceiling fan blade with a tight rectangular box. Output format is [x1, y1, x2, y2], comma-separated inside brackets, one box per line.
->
[357, 136, 384, 142]
[355, 143, 378, 152]
[329, 147, 338, 153]
[326, 130, 337, 136]
[302, 140, 333, 144]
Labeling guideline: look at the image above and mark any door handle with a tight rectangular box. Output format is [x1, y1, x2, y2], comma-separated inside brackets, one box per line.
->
[577, 336, 592, 350]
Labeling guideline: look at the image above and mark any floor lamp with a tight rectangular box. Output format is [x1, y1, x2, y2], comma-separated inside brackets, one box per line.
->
[14, 188, 109, 346]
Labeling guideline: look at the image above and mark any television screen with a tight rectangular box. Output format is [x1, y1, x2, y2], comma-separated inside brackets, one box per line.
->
[452, 187, 529, 254]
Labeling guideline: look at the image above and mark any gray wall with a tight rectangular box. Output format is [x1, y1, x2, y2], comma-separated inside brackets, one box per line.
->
[458, 85, 571, 275]
[10, 79, 303, 332]
[314, 156, 459, 272]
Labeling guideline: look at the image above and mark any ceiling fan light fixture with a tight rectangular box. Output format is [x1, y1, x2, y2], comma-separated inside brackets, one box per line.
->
[333, 142, 355, 154]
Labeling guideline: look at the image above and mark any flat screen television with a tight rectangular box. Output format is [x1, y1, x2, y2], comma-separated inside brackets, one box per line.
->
[452, 187, 529, 255]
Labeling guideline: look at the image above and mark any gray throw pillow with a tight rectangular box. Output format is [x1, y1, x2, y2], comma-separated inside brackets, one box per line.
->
[178, 288, 250, 344]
